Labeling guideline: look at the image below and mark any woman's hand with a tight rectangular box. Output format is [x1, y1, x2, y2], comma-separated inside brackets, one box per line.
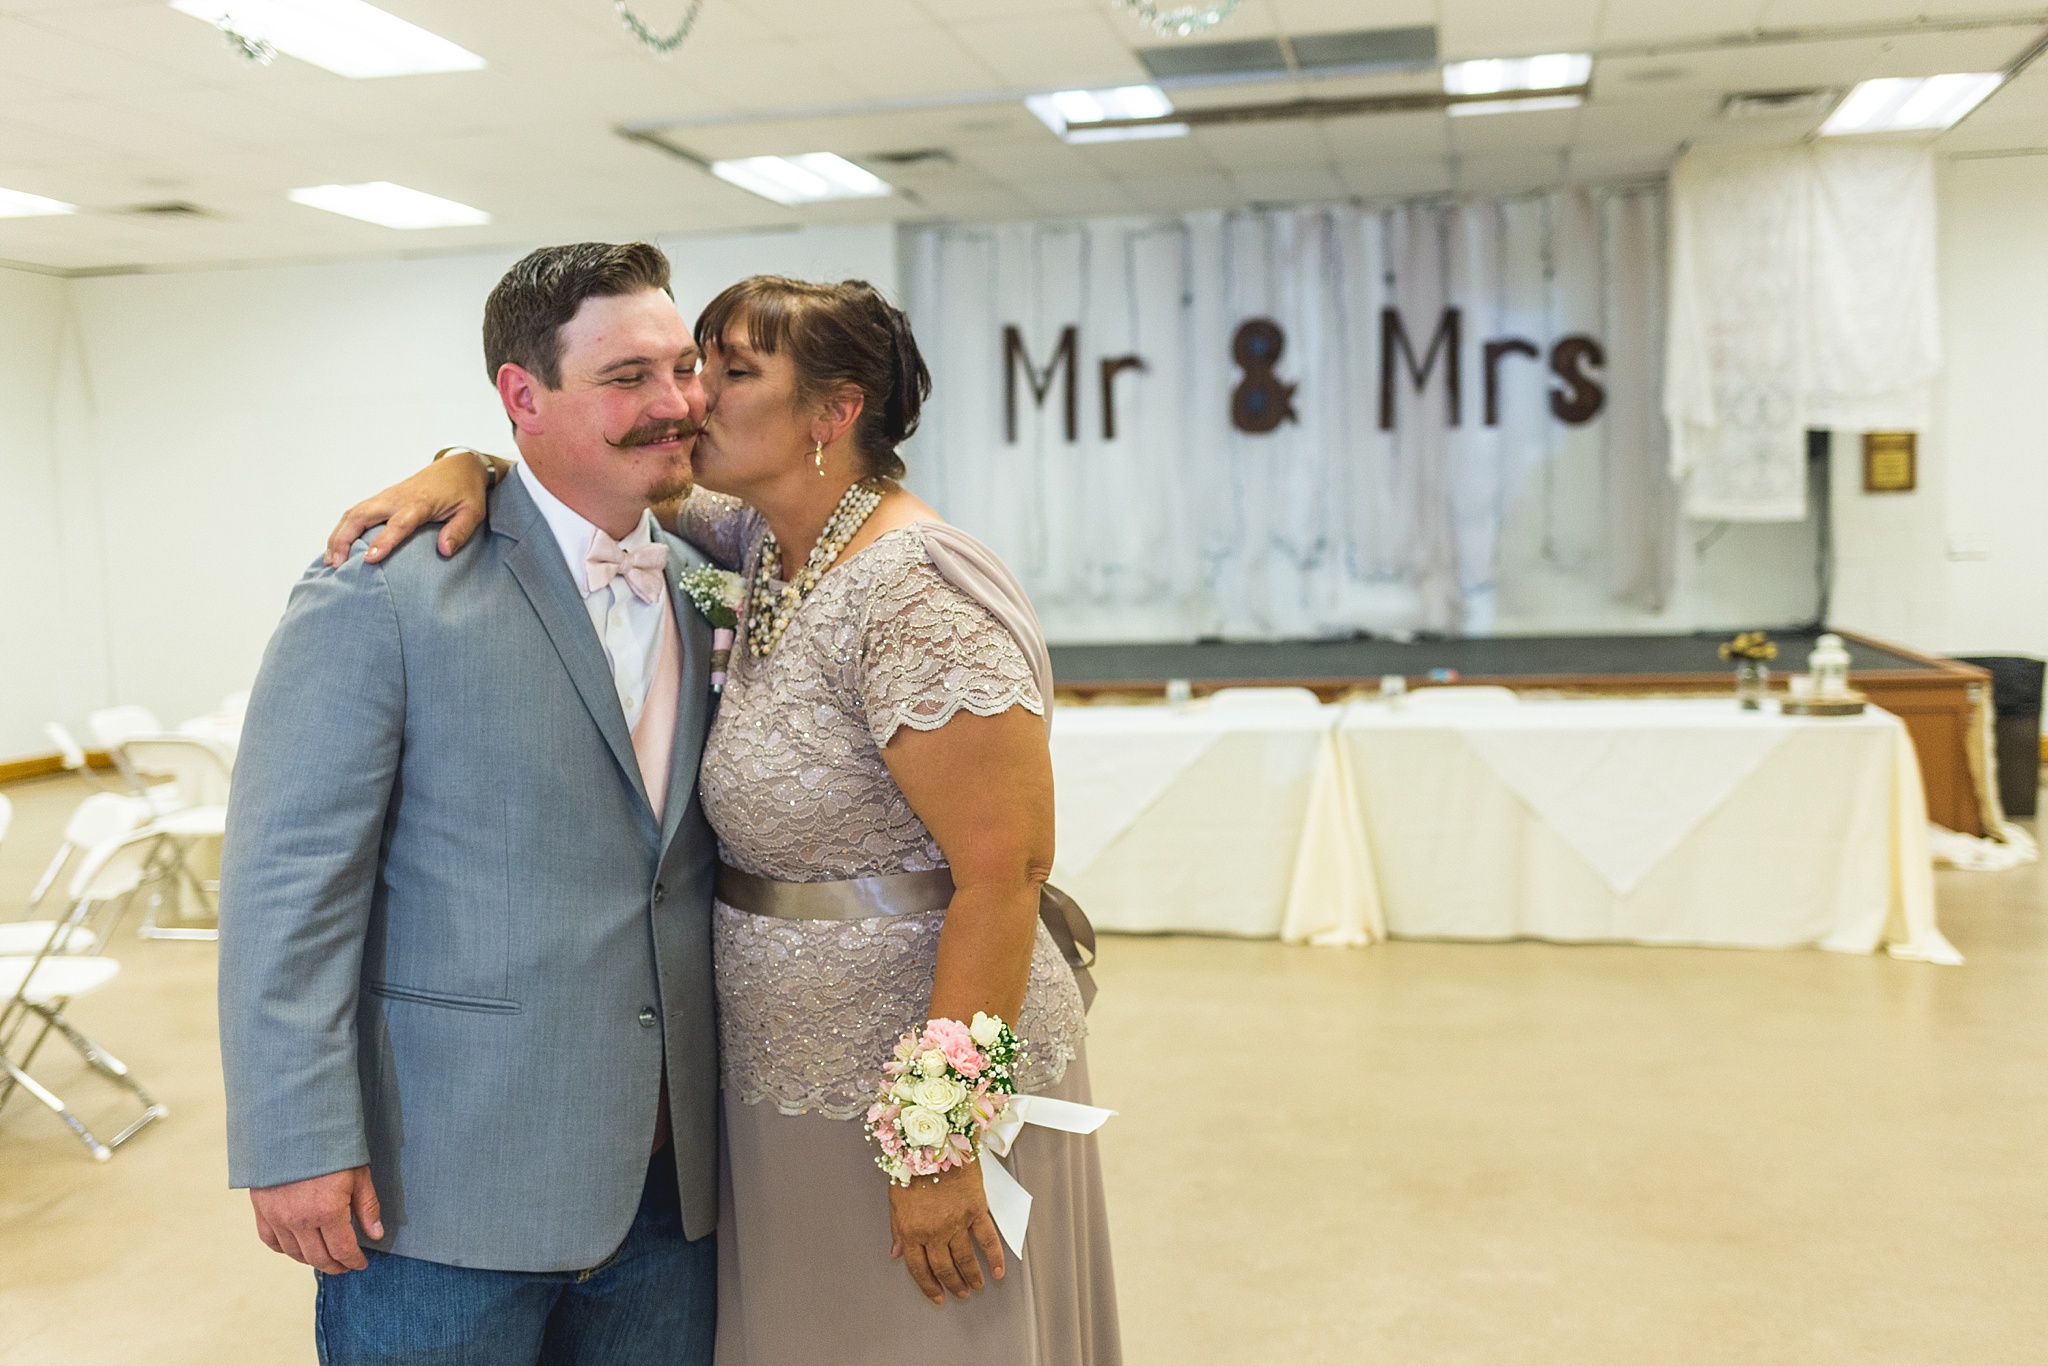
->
[324, 451, 497, 568]
[887, 1159, 1006, 1306]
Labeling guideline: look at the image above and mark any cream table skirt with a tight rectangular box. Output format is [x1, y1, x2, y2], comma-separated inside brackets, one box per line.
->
[1050, 697, 1956, 962]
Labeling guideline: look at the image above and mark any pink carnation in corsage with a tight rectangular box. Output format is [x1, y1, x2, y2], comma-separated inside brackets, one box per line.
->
[675, 566, 745, 692]
[864, 1012, 1025, 1185]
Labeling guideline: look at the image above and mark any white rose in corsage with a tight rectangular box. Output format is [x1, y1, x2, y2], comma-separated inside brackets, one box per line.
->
[898, 1105, 950, 1149]
[864, 1013, 1028, 1186]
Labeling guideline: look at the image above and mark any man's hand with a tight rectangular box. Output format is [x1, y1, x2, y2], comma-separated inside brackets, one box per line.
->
[250, 1166, 384, 1274]
[888, 1160, 1005, 1306]
[323, 450, 494, 568]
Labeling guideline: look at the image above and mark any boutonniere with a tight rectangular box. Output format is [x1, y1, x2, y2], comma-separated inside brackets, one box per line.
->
[677, 566, 744, 692]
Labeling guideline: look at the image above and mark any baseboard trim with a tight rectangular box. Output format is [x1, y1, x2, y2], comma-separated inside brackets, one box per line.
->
[0, 751, 116, 785]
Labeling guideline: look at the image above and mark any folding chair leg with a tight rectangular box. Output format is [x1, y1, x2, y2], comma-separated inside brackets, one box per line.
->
[2, 1007, 168, 1160]
[137, 841, 219, 942]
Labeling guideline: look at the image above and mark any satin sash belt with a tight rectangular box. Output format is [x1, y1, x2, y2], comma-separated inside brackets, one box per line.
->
[714, 864, 1100, 1011]
[715, 864, 954, 920]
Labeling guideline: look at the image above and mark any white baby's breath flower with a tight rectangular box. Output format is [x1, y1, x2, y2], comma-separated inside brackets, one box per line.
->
[899, 1106, 949, 1149]
[911, 1077, 967, 1113]
[918, 1049, 950, 1079]
[969, 1013, 1002, 1047]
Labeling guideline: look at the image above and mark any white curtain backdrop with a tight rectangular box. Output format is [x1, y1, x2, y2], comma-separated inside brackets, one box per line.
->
[903, 189, 1670, 643]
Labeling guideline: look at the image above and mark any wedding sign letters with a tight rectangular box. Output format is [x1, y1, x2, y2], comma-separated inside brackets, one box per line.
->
[1003, 308, 1608, 442]
[906, 190, 1670, 642]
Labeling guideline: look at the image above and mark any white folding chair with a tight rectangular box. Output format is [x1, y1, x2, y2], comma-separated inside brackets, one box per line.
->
[0, 827, 171, 1161]
[0, 793, 154, 958]
[116, 737, 230, 940]
[88, 705, 166, 800]
[45, 721, 119, 792]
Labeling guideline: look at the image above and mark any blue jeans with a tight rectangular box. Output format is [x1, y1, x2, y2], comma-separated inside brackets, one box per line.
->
[314, 1152, 714, 1366]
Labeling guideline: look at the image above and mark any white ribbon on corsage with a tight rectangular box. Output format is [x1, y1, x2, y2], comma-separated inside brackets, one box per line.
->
[978, 1094, 1116, 1258]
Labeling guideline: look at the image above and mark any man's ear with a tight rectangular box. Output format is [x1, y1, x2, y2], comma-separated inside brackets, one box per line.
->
[497, 363, 547, 436]
[810, 383, 865, 449]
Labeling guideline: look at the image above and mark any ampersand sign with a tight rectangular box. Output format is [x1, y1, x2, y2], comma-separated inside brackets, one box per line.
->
[1231, 318, 1298, 434]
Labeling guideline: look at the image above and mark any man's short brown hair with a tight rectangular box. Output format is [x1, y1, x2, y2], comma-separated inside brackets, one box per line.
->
[483, 242, 672, 389]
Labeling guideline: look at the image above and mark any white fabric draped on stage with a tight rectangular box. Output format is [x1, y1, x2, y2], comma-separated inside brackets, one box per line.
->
[903, 190, 1670, 641]
[1665, 144, 1941, 522]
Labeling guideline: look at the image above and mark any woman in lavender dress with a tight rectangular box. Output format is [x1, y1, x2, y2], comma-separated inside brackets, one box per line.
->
[329, 275, 1119, 1365]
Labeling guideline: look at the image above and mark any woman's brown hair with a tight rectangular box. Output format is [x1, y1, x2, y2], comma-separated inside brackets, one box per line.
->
[694, 276, 931, 480]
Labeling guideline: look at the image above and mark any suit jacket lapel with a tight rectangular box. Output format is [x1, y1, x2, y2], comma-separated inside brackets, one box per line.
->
[493, 479, 653, 816]
[658, 532, 714, 856]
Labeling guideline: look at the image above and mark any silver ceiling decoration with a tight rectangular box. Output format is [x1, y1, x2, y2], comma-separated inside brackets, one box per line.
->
[1116, 0, 1243, 38]
[213, 13, 276, 64]
[613, 0, 708, 56]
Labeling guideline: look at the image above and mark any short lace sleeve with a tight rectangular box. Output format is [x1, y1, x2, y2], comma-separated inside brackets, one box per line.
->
[671, 489, 758, 570]
[855, 532, 1044, 748]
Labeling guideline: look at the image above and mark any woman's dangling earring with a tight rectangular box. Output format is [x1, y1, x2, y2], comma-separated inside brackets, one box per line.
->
[814, 440, 826, 477]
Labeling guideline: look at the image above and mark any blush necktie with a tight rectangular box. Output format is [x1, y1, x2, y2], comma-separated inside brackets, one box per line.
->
[585, 528, 669, 728]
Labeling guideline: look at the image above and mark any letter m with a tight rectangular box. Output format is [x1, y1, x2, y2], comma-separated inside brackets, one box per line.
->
[1379, 308, 1462, 430]
[1004, 324, 1078, 443]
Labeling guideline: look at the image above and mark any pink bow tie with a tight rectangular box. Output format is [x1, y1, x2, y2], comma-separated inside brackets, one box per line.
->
[585, 532, 669, 604]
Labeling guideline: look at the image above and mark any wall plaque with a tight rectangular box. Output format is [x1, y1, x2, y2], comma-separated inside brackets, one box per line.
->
[1863, 431, 1917, 493]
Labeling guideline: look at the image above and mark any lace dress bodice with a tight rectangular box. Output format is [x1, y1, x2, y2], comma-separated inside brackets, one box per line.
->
[680, 491, 1086, 1120]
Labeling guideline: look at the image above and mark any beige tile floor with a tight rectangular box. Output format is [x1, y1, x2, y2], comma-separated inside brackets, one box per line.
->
[3, 770, 2044, 1365]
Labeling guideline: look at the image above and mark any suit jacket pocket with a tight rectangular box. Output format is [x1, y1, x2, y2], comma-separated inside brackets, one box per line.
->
[365, 981, 522, 1014]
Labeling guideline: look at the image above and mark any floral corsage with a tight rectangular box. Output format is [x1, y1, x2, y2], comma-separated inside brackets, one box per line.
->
[676, 566, 744, 691]
[864, 1012, 1025, 1186]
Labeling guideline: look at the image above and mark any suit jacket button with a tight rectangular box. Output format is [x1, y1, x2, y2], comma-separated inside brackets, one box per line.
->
[638, 1008, 657, 1028]
[653, 883, 666, 905]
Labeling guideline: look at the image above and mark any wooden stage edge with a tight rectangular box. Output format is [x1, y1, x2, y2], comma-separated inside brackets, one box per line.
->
[1053, 628, 1994, 838]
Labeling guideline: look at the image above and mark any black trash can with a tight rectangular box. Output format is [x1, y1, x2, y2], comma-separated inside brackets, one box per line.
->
[1955, 655, 2044, 817]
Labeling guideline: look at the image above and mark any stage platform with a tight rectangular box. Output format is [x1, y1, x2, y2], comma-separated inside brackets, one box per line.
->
[1049, 629, 1994, 836]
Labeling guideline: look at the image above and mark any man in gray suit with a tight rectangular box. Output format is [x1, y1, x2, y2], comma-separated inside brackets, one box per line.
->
[219, 242, 719, 1364]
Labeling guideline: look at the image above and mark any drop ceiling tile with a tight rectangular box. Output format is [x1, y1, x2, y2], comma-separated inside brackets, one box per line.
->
[1192, 122, 1333, 169]
[1271, 0, 1435, 35]
[1440, 0, 1602, 60]
[1596, 1, 1767, 47]
[735, 0, 936, 39]
[945, 14, 1147, 91]
[1445, 102, 1580, 154]
[1229, 164, 1348, 201]
[1320, 109, 1453, 158]
[1337, 156, 1455, 198]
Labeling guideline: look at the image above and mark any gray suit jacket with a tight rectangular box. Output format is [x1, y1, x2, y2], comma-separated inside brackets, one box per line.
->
[219, 473, 720, 1271]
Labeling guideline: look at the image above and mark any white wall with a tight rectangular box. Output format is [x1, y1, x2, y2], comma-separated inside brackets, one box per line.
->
[0, 267, 114, 760]
[1931, 154, 2048, 660]
[0, 224, 899, 761]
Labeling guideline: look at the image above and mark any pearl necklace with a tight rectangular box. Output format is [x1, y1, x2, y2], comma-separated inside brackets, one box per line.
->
[746, 479, 886, 658]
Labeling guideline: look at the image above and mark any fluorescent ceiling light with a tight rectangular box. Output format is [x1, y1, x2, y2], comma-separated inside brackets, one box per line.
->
[1820, 74, 2002, 134]
[1026, 85, 1186, 142]
[0, 186, 77, 217]
[288, 181, 490, 228]
[1442, 52, 1592, 96]
[170, 0, 485, 78]
[709, 154, 892, 206]
[1450, 93, 1585, 117]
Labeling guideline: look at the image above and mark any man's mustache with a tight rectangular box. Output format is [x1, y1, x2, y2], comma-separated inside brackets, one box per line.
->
[608, 418, 699, 450]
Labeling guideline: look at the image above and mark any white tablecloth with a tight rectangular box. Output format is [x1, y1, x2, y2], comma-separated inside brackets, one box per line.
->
[1049, 696, 1957, 962]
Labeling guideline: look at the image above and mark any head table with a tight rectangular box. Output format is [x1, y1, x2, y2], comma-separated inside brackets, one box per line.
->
[1048, 693, 1958, 964]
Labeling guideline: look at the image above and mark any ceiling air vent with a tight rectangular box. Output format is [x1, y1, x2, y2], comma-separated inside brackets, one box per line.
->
[1292, 26, 1437, 74]
[866, 148, 954, 167]
[1721, 88, 1836, 120]
[1138, 38, 1288, 81]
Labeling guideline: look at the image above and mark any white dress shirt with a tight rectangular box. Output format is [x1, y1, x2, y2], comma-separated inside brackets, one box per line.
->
[515, 461, 666, 729]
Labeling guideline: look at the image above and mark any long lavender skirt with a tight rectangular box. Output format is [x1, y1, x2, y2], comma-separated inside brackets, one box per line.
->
[714, 1045, 1122, 1365]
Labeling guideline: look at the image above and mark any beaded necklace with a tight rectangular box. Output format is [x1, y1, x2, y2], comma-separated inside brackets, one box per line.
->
[746, 479, 887, 658]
